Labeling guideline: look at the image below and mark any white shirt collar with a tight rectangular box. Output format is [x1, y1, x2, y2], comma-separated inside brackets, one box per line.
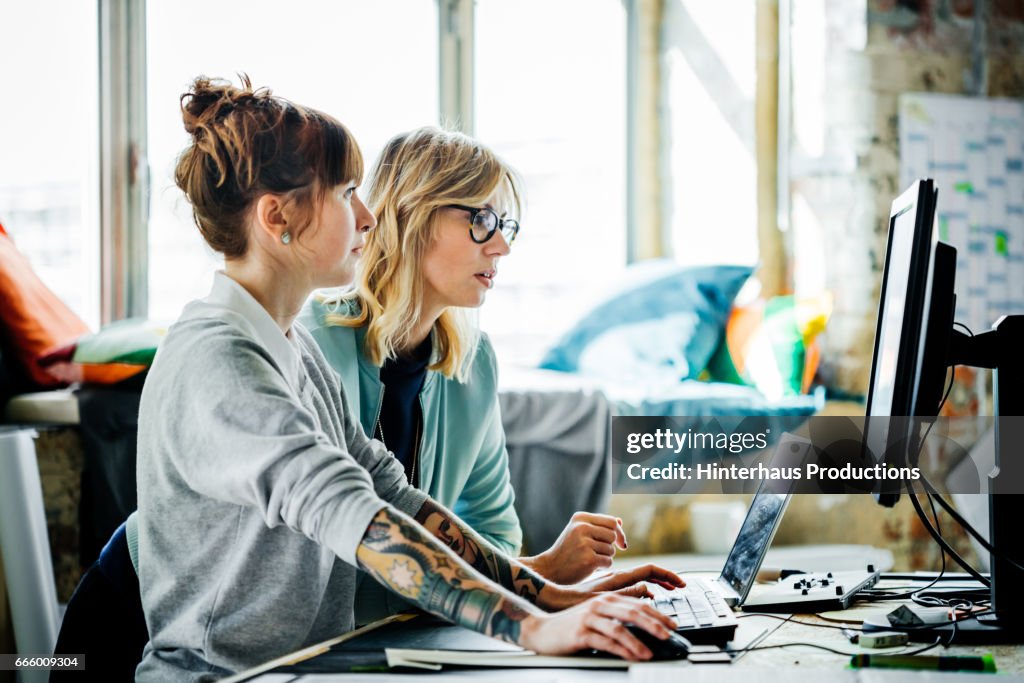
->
[199, 271, 303, 387]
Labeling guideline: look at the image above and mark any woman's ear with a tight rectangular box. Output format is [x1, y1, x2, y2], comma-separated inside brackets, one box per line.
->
[253, 193, 288, 243]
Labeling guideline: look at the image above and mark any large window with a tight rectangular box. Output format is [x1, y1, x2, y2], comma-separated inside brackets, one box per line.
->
[145, 0, 439, 322]
[0, 2, 100, 329]
[474, 0, 628, 365]
[662, 0, 759, 266]
[144, 0, 628, 366]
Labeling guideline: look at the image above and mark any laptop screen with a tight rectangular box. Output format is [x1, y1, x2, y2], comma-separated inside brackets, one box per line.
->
[719, 490, 790, 602]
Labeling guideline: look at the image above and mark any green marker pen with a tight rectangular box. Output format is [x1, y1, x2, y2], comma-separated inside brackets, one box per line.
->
[850, 653, 996, 673]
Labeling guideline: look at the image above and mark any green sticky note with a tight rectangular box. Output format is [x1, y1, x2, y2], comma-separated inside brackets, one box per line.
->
[954, 182, 974, 194]
[995, 231, 1009, 256]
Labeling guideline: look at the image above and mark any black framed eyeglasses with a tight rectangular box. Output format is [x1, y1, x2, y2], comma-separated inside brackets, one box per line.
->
[447, 205, 520, 245]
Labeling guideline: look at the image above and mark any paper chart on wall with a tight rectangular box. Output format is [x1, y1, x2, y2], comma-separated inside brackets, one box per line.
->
[899, 93, 1024, 331]
[999, 100, 1024, 321]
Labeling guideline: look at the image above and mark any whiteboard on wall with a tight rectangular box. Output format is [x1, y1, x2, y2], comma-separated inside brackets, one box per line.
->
[899, 94, 1024, 331]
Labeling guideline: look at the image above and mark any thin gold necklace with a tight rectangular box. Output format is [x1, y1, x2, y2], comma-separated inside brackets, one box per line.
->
[376, 412, 421, 487]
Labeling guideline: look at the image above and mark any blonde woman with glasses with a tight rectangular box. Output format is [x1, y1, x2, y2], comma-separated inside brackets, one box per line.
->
[300, 128, 669, 621]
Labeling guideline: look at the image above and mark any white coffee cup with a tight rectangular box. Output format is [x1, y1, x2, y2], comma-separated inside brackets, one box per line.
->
[689, 501, 746, 555]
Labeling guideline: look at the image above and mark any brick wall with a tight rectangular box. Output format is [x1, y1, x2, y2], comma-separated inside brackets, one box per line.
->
[610, 490, 977, 571]
[806, 0, 1024, 396]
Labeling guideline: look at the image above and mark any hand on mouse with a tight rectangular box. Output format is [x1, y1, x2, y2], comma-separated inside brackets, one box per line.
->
[518, 593, 675, 661]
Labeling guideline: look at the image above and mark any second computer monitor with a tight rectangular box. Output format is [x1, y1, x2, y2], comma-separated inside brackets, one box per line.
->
[863, 178, 957, 506]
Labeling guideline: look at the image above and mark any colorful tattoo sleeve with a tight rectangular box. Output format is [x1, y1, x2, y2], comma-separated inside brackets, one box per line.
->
[356, 506, 533, 644]
[414, 499, 549, 604]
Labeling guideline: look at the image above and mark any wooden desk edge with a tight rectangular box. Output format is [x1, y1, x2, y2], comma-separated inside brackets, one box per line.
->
[217, 612, 417, 683]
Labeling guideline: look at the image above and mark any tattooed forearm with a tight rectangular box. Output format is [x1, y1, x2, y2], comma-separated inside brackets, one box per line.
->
[356, 506, 534, 644]
[490, 601, 531, 643]
[414, 499, 550, 604]
[419, 568, 503, 633]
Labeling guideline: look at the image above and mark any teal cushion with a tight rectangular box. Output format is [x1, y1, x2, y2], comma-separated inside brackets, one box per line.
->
[538, 262, 754, 380]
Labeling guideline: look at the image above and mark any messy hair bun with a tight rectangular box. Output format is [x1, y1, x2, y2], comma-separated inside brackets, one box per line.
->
[174, 74, 363, 258]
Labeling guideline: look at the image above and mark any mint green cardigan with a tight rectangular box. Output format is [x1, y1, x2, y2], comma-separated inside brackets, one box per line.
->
[297, 296, 523, 556]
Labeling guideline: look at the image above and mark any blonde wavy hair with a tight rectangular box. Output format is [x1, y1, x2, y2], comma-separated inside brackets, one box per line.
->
[320, 127, 523, 381]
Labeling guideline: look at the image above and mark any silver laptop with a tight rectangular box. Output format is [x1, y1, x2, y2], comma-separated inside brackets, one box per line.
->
[694, 484, 793, 606]
[654, 433, 810, 608]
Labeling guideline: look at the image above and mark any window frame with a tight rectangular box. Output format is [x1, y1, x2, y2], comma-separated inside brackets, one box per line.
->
[101, 1, 678, 320]
[98, 0, 149, 323]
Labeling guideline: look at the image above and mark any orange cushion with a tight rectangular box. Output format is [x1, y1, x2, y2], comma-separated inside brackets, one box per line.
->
[0, 221, 91, 387]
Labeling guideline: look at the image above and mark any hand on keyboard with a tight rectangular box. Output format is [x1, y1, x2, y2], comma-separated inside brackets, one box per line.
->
[577, 563, 687, 596]
[642, 576, 740, 645]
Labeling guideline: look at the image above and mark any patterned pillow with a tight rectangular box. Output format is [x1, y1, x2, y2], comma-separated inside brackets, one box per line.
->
[704, 294, 832, 399]
[37, 318, 165, 385]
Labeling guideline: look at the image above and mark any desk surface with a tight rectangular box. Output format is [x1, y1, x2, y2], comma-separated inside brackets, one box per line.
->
[238, 607, 1024, 681]
[232, 560, 1024, 682]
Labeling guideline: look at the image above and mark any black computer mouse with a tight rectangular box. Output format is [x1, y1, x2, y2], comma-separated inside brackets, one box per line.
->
[627, 625, 692, 660]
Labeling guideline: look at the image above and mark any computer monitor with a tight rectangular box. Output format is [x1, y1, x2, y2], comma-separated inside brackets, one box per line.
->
[863, 178, 957, 506]
[865, 178, 1024, 639]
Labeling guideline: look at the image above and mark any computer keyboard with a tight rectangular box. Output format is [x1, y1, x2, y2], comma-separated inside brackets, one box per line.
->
[646, 577, 738, 646]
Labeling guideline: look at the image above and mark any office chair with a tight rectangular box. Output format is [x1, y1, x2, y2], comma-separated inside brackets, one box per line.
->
[51, 519, 148, 682]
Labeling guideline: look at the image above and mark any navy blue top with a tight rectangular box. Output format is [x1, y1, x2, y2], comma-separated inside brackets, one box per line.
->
[376, 337, 431, 485]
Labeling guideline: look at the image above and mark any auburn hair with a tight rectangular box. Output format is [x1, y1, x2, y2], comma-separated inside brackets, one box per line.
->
[174, 74, 363, 258]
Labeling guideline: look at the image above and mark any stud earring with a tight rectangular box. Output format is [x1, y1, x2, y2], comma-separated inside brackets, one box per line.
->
[281, 231, 292, 245]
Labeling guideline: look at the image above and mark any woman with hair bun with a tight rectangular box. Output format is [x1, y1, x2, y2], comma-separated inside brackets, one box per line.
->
[126, 77, 682, 681]
[300, 128, 650, 623]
